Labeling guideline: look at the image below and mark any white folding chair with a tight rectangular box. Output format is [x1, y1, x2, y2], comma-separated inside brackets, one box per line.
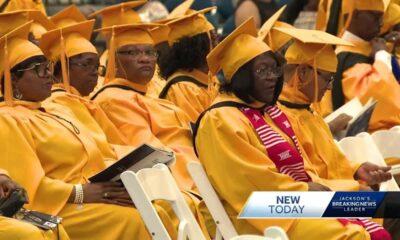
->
[338, 132, 400, 191]
[371, 129, 400, 159]
[187, 162, 289, 240]
[121, 164, 206, 240]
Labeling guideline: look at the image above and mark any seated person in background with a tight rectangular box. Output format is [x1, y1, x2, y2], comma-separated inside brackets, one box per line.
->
[158, 8, 216, 122]
[330, 0, 400, 132]
[275, 27, 391, 191]
[40, 20, 129, 159]
[0, 169, 69, 240]
[195, 17, 391, 239]
[0, 22, 176, 240]
[92, 22, 200, 192]
[91, 23, 211, 237]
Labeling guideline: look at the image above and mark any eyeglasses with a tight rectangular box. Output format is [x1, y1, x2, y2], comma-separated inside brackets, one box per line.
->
[317, 70, 334, 85]
[255, 66, 283, 78]
[70, 61, 101, 72]
[16, 62, 50, 78]
[117, 49, 159, 58]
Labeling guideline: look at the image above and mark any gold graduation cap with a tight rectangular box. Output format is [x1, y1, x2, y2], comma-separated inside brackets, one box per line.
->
[88, 1, 146, 28]
[168, 0, 194, 19]
[166, 7, 215, 45]
[95, 22, 160, 82]
[342, 0, 386, 15]
[150, 25, 170, 45]
[50, 5, 87, 28]
[258, 5, 293, 52]
[0, 22, 43, 106]
[341, 0, 388, 35]
[276, 27, 352, 102]
[207, 17, 271, 82]
[276, 27, 352, 72]
[0, 10, 56, 39]
[40, 20, 97, 92]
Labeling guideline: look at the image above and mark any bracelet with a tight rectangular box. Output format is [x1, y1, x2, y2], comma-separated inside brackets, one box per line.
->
[73, 184, 84, 205]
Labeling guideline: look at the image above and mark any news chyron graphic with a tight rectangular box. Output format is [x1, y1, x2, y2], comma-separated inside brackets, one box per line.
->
[239, 192, 400, 218]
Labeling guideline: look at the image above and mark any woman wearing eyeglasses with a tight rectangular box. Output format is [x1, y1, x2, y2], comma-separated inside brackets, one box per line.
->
[39, 20, 128, 160]
[158, 8, 216, 123]
[91, 23, 202, 193]
[275, 27, 392, 193]
[194, 18, 391, 239]
[0, 23, 177, 240]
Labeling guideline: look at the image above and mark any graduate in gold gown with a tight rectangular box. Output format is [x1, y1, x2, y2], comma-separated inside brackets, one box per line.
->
[92, 22, 199, 192]
[39, 20, 127, 154]
[331, 0, 400, 132]
[0, 169, 69, 240]
[158, 8, 216, 122]
[0, 22, 176, 240]
[88, 1, 147, 93]
[195, 17, 390, 239]
[274, 27, 392, 191]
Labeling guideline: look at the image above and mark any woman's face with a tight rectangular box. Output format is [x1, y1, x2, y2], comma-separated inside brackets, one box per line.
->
[13, 57, 52, 102]
[116, 44, 158, 85]
[250, 52, 281, 104]
[298, 64, 334, 102]
[68, 52, 99, 96]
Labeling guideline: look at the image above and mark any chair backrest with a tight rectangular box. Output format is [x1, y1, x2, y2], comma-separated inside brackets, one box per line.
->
[338, 132, 400, 191]
[121, 164, 206, 240]
[187, 162, 239, 239]
[371, 130, 400, 159]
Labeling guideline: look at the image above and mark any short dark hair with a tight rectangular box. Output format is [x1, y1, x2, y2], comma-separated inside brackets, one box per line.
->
[158, 32, 210, 79]
[219, 51, 284, 105]
[1, 55, 47, 95]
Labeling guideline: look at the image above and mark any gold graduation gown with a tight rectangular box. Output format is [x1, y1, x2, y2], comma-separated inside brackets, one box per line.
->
[0, 101, 172, 240]
[0, 169, 69, 240]
[279, 84, 361, 191]
[336, 40, 400, 132]
[195, 93, 370, 239]
[43, 84, 128, 159]
[92, 78, 211, 238]
[93, 77, 198, 191]
[147, 65, 166, 98]
[163, 69, 214, 122]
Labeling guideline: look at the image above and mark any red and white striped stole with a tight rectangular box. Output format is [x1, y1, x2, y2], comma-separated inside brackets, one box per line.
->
[240, 105, 311, 182]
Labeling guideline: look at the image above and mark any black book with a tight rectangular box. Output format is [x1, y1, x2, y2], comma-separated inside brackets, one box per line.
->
[89, 144, 175, 182]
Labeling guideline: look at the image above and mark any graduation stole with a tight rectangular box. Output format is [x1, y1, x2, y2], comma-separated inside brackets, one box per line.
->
[338, 219, 391, 240]
[242, 105, 391, 240]
[240, 105, 311, 182]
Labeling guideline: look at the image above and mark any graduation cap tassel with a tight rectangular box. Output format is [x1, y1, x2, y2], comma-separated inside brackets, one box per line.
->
[4, 37, 14, 106]
[60, 30, 71, 92]
[312, 58, 322, 114]
[105, 27, 116, 84]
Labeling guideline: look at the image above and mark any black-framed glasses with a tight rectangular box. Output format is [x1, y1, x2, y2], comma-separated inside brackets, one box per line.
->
[117, 49, 159, 58]
[16, 62, 50, 78]
[317, 70, 334, 85]
[255, 66, 283, 78]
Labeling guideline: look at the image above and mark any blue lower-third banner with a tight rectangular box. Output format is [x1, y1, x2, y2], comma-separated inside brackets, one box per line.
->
[238, 192, 400, 218]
